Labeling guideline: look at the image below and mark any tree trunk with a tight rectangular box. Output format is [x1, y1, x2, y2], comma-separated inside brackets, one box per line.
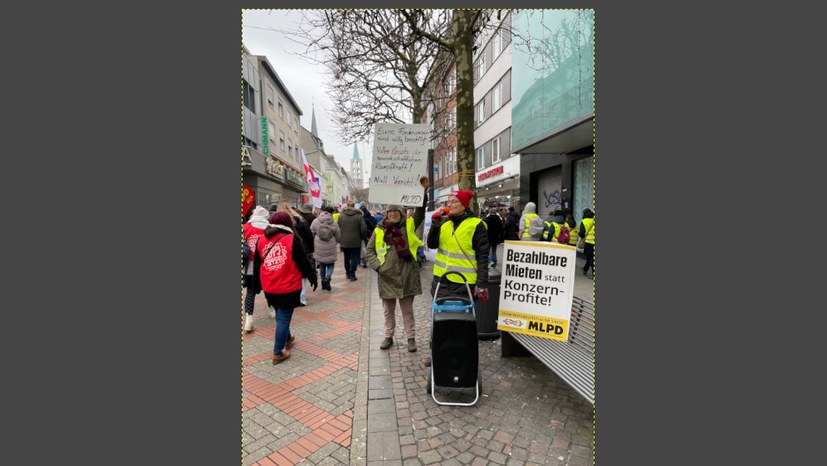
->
[452, 10, 479, 215]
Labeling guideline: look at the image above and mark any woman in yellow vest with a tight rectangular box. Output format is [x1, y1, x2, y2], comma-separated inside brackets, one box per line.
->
[566, 212, 579, 247]
[364, 194, 427, 353]
[578, 208, 596, 279]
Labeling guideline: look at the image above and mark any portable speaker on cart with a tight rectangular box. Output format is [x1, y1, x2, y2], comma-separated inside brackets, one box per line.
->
[427, 271, 481, 406]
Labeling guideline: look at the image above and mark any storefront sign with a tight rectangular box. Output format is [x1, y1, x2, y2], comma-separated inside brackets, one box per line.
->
[369, 123, 429, 206]
[478, 166, 504, 182]
[285, 169, 305, 188]
[265, 158, 284, 178]
[497, 240, 576, 342]
[261, 117, 269, 156]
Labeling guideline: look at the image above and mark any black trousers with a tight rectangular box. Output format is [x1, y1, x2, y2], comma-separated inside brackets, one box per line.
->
[583, 243, 595, 273]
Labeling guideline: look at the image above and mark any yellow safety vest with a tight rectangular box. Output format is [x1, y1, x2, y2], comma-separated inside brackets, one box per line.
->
[333, 213, 340, 222]
[433, 217, 485, 285]
[582, 218, 595, 245]
[373, 217, 423, 265]
[568, 223, 579, 246]
[542, 221, 552, 240]
[521, 213, 541, 238]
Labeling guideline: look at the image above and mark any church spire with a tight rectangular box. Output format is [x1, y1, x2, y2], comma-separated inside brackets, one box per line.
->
[311, 100, 318, 137]
[352, 143, 359, 161]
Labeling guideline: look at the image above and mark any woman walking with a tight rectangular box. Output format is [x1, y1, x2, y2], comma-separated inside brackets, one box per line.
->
[364, 198, 426, 352]
[278, 202, 315, 306]
[242, 206, 270, 333]
[310, 206, 341, 291]
[257, 212, 318, 364]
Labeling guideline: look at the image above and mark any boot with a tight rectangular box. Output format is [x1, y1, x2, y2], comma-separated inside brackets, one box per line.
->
[322, 279, 330, 291]
[244, 314, 254, 333]
[380, 337, 393, 350]
[407, 338, 417, 352]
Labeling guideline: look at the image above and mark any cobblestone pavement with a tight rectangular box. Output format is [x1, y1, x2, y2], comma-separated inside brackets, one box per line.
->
[243, 253, 594, 466]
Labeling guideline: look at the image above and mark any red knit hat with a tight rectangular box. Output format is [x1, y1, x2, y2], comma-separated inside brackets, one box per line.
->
[450, 190, 473, 209]
[269, 211, 293, 227]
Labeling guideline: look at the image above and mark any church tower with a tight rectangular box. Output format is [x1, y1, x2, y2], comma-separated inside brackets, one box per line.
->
[350, 143, 364, 189]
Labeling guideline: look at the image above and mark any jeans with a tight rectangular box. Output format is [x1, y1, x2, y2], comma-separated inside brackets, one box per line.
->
[342, 247, 361, 276]
[273, 306, 295, 355]
[319, 263, 335, 280]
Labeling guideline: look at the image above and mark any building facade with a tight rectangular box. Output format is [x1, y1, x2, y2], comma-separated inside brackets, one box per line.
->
[241, 45, 270, 209]
[473, 11, 518, 212]
[255, 55, 306, 209]
[423, 49, 458, 208]
[511, 10, 595, 224]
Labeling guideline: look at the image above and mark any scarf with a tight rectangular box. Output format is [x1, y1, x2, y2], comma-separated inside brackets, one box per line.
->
[381, 217, 413, 261]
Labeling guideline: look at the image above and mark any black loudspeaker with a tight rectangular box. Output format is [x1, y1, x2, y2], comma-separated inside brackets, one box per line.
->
[431, 314, 478, 388]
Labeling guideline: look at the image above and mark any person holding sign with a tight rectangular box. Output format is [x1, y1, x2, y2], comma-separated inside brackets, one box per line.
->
[427, 190, 491, 304]
[363, 188, 428, 352]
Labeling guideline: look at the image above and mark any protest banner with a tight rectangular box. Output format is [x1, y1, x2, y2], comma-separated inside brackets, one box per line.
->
[497, 240, 576, 342]
[300, 149, 322, 208]
[369, 123, 429, 206]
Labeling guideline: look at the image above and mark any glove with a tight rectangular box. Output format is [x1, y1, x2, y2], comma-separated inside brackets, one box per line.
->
[310, 278, 318, 292]
[475, 286, 489, 303]
[431, 207, 450, 222]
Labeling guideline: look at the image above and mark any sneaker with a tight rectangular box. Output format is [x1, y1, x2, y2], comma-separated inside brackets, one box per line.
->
[423, 357, 431, 367]
[285, 335, 296, 350]
[268, 307, 276, 319]
[272, 350, 290, 364]
[244, 314, 254, 333]
[379, 337, 393, 350]
[407, 339, 417, 352]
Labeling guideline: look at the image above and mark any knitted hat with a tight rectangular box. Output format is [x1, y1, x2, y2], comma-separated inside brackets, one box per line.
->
[449, 190, 473, 209]
[301, 203, 314, 214]
[269, 211, 293, 228]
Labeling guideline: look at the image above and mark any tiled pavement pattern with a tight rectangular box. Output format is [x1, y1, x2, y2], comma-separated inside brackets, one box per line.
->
[243, 252, 594, 465]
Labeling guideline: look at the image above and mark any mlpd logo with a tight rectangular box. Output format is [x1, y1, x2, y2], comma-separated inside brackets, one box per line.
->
[502, 318, 524, 328]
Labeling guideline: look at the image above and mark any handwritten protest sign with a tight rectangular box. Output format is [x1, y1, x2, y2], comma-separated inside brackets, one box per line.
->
[497, 240, 576, 342]
[369, 123, 429, 206]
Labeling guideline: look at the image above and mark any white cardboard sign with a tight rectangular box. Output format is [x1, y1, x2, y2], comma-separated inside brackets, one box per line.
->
[369, 123, 429, 206]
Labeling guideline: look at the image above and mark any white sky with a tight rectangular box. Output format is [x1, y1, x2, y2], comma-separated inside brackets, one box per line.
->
[242, 9, 372, 187]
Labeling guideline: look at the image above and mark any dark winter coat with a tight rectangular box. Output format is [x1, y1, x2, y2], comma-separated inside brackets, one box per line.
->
[483, 212, 504, 247]
[426, 210, 490, 298]
[310, 211, 341, 264]
[299, 212, 317, 253]
[504, 210, 521, 240]
[291, 213, 315, 255]
[337, 206, 366, 248]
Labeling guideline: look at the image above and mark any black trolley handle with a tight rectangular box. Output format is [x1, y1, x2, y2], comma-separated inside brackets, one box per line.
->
[433, 271, 474, 302]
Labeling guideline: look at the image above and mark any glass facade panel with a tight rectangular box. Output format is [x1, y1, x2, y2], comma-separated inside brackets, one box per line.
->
[511, 10, 594, 151]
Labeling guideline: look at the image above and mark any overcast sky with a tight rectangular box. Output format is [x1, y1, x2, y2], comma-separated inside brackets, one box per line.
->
[242, 10, 372, 187]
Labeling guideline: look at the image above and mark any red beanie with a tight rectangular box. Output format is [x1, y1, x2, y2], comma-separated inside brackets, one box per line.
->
[269, 211, 293, 228]
[450, 190, 473, 209]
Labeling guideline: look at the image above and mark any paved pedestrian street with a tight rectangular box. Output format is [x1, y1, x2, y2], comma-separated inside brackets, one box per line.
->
[243, 253, 594, 466]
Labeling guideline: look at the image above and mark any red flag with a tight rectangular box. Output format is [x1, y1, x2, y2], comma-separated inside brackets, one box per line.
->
[241, 185, 255, 216]
[300, 149, 322, 208]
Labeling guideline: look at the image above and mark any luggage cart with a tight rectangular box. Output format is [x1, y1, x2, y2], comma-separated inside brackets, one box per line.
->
[427, 272, 481, 406]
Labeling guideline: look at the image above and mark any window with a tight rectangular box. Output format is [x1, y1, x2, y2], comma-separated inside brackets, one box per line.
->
[477, 147, 485, 170]
[449, 106, 456, 130]
[492, 81, 502, 112]
[243, 81, 256, 113]
[268, 121, 276, 143]
[479, 51, 486, 77]
[280, 131, 285, 152]
[266, 83, 275, 108]
[288, 139, 295, 160]
[294, 116, 299, 134]
[278, 100, 284, 119]
[449, 69, 456, 95]
[450, 147, 457, 174]
[492, 137, 501, 163]
[492, 30, 502, 59]
[288, 145, 293, 160]
[477, 102, 485, 125]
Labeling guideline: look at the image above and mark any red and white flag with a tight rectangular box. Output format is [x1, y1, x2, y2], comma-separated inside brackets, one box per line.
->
[300, 149, 322, 208]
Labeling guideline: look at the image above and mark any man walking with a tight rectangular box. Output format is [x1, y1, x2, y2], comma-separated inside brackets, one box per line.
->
[483, 203, 504, 265]
[337, 201, 366, 281]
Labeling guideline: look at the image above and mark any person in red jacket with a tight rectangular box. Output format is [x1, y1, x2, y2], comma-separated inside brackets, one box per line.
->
[242, 206, 269, 333]
[257, 212, 319, 364]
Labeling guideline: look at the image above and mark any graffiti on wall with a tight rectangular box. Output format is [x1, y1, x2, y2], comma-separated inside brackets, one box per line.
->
[542, 189, 562, 212]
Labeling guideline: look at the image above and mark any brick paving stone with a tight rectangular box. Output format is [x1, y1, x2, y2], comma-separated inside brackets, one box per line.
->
[487, 451, 509, 465]
[417, 449, 442, 465]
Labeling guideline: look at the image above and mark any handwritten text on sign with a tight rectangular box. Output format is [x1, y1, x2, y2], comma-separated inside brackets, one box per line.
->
[497, 241, 576, 342]
[369, 123, 429, 206]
